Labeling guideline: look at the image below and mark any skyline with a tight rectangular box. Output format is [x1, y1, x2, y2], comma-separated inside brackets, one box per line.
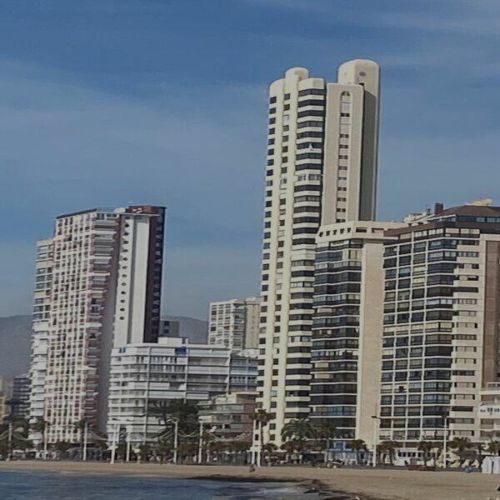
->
[2, 1, 500, 319]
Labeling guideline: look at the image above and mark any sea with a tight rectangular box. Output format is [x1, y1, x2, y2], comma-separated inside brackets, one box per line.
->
[0, 470, 310, 499]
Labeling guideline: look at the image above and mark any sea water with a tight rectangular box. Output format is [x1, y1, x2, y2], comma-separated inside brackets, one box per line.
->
[0, 470, 307, 499]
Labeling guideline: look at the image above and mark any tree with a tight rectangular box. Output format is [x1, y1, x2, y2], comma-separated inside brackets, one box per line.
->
[74, 419, 90, 457]
[348, 439, 367, 465]
[377, 440, 400, 465]
[54, 441, 72, 456]
[149, 399, 198, 433]
[449, 437, 473, 467]
[138, 443, 153, 463]
[281, 419, 316, 448]
[29, 417, 48, 452]
[417, 441, 434, 466]
[253, 408, 273, 466]
[311, 420, 336, 463]
[488, 440, 500, 456]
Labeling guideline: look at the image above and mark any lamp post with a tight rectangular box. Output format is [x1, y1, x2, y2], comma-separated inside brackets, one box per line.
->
[126, 425, 131, 463]
[82, 420, 88, 462]
[371, 415, 379, 468]
[251, 418, 257, 466]
[442, 413, 448, 469]
[110, 422, 119, 465]
[7, 422, 12, 462]
[173, 419, 178, 465]
[198, 421, 204, 464]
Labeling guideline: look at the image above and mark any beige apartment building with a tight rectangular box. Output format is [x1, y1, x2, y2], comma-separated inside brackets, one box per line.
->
[209, 297, 261, 350]
[310, 220, 403, 449]
[257, 59, 381, 445]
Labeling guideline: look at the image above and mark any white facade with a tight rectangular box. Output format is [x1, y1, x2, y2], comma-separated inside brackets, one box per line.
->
[257, 60, 380, 445]
[29, 239, 53, 429]
[208, 297, 261, 350]
[28, 206, 165, 443]
[107, 337, 257, 445]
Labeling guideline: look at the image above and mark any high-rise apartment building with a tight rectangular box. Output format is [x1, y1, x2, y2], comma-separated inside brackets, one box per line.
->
[379, 204, 500, 446]
[208, 297, 261, 350]
[29, 239, 53, 429]
[107, 337, 257, 444]
[310, 221, 402, 448]
[28, 205, 165, 443]
[257, 60, 380, 444]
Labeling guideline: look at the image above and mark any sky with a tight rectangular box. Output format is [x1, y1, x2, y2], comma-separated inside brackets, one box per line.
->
[1, 0, 500, 320]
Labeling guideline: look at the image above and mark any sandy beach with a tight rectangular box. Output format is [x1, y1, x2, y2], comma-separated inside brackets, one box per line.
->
[1, 461, 500, 499]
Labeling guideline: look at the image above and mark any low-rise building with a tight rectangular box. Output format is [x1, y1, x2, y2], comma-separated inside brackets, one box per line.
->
[479, 383, 500, 442]
[107, 337, 257, 445]
[198, 392, 256, 440]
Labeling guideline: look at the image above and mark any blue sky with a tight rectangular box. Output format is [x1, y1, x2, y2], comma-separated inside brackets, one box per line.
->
[1, 0, 500, 319]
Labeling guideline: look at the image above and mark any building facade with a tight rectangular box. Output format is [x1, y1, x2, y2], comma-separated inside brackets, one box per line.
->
[379, 204, 500, 446]
[310, 221, 402, 447]
[208, 297, 261, 350]
[29, 239, 53, 428]
[28, 205, 165, 443]
[257, 60, 381, 445]
[11, 374, 31, 420]
[198, 392, 257, 440]
[107, 337, 257, 445]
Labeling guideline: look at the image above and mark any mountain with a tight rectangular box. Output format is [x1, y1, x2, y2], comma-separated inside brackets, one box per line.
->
[0, 314, 209, 378]
[0, 315, 32, 377]
[164, 315, 208, 344]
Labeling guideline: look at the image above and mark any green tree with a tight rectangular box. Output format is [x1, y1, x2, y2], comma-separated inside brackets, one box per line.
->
[417, 441, 434, 466]
[311, 420, 336, 463]
[253, 408, 273, 465]
[347, 439, 367, 465]
[488, 440, 500, 456]
[149, 399, 198, 433]
[54, 441, 72, 457]
[377, 440, 400, 465]
[449, 437, 473, 467]
[281, 418, 316, 448]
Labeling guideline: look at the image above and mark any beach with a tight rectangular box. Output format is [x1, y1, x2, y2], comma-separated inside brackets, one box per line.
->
[0, 461, 499, 499]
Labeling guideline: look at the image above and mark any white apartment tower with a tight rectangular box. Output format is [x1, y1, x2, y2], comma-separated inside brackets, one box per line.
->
[208, 297, 262, 350]
[257, 60, 380, 444]
[28, 205, 165, 443]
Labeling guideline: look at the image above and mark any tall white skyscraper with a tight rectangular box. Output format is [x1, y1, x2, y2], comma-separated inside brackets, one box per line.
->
[28, 205, 165, 443]
[257, 60, 380, 445]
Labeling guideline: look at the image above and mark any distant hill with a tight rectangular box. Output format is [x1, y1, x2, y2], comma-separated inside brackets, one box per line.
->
[0, 314, 208, 378]
[0, 315, 32, 377]
[164, 315, 208, 344]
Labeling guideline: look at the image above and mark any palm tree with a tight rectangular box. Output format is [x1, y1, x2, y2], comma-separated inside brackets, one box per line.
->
[348, 439, 367, 465]
[378, 440, 400, 465]
[149, 399, 198, 434]
[253, 408, 273, 466]
[281, 418, 316, 447]
[488, 440, 500, 456]
[449, 437, 473, 467]
[29, 417, 49, 454]
[74, 418, 90, 458]
[417, 441, 433, 466]
[281, 439, 302, 463]
[311, 420, 336, 463]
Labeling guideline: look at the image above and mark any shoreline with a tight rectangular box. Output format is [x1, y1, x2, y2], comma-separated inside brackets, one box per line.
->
[1, 460, 499, 499]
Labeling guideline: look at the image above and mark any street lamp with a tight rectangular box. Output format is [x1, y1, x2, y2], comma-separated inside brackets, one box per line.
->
[165, 418, 179, 465]
[371, 415, 379, 468]
[442, 412, 449, 469]
[110, 418, 133, 464]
